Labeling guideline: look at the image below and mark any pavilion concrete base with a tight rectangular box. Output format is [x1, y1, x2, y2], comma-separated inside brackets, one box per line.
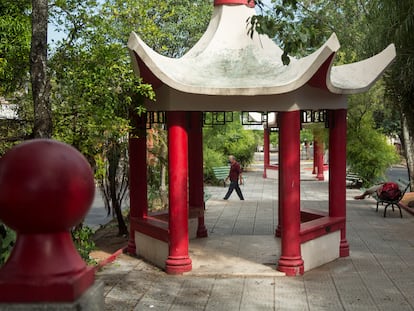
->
[134, 228, 341, 275]
[135, 232, 168, 270]
[189, 218, 198, 240]
[0, 282, 104, 311]
[301, 230, 340, 272]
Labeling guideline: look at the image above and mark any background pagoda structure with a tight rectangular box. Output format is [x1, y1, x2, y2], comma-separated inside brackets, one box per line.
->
[127, 0, 396, 275]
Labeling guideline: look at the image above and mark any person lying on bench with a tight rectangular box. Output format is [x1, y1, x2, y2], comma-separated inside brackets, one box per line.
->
[354, 182, 401, 201]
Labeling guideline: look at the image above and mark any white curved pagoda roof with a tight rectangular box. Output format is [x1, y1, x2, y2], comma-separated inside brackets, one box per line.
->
[127, 1, 396, 111]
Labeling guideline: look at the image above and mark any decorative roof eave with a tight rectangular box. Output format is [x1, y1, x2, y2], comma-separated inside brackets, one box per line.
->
[127, 4, 341, 96]
[328, 44, 396, 94]
[127, 3, 396, 97]
[128, 32, 341, 96]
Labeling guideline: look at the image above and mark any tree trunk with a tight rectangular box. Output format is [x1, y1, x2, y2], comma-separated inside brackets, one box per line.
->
[111, 191, 128, 236]
[107, 144, 128, 236]
[401, 106, 414, 190]
[31, 0, 52, 138]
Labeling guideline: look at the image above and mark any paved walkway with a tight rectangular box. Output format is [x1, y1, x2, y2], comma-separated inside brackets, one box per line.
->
[96, 163, 414, 310]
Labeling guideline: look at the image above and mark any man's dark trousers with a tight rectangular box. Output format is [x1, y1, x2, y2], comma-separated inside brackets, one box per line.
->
[223, 181, 244, 200]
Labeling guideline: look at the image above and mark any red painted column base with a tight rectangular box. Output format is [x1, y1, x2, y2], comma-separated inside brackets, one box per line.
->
[127, 221, 137, 255]
[197, 218, 208, 238]
[127, 242, 136, 256]
[165, 256, 192, 275]
[277, 256, 304, 276]
[0, 233, 94, 302]
[316, 172, 324, 181]
[340, 239, 350, 257]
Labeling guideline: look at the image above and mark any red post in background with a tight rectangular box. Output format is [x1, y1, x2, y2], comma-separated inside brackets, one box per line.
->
[312, 139, 317, 174]
[263, 128, 270, 178]
[275, 128, 283, 238]
[277, 110, 304, 276]
[166, 111, 192, 274]
[329, 109, 349, 257]
[188, 111, 208, 238]
[316, 140, 325, 181]
[128, 112, 148, 255]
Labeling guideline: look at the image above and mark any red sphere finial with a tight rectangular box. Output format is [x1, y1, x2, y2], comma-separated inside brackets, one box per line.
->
[0, 139, 95, 233]
[0, 139, 96, 303]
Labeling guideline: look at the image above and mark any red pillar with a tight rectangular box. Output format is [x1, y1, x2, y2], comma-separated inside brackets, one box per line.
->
[329, 109, 349, 257]
[316, 140, 325, 181]
[263, 128, 270, 178]
[128, 113, 148, 255]
[166, 111, 192, 274]
[277, 110, 304, 276]
[312, 139, 317, 174]
[275, 128, 282, 238]
[188, 111, 208, 238]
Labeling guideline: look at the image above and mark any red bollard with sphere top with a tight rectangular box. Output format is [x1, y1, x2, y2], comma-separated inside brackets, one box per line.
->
[0, 139, 101, 305]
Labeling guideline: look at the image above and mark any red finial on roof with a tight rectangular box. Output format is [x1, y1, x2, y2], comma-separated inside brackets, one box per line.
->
[214, 0, 255, 8]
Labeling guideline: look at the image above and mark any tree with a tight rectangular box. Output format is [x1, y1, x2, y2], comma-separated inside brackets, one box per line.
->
[251, 1, 401, 180]
[347, 87, 400, 184]
[0, 0, 33, 149]
[365, 0, 414, 187]
[49, 0, 212, 233]
[0, 0, 31, 95]
[31, 0, 52, 138]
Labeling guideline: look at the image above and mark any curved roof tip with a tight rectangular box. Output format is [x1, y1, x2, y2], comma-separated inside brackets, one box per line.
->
[329, 43, 396, 94]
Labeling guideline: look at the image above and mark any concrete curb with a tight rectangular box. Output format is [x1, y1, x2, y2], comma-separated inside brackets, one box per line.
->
[94, 246, 127, 271]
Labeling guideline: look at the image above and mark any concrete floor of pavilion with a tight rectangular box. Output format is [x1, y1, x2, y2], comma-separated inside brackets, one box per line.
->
[189, 161, 342, 276]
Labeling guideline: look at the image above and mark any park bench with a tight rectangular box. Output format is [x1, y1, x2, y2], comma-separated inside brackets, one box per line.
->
[212, 166, 230, 187]
[372, 178, 410, 218]
[346, 171, 363, 188]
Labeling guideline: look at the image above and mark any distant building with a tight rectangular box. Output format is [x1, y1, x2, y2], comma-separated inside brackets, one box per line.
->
[0, 97, 18, 120]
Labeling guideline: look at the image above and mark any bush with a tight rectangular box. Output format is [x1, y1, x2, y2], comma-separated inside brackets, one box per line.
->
[347, 113, 399, 186]
[0, 223, 97, 267]
[203, 113, 257, 178]
[71, 226, 97, 265]
[0, 224, 15, 266]
[203, 148, 227, 184]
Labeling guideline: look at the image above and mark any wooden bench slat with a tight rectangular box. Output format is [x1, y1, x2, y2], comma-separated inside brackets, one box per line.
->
[212, 166, 229, 187]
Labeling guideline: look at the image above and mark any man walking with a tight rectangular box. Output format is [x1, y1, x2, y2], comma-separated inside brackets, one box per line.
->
[223, 155, 244, 200]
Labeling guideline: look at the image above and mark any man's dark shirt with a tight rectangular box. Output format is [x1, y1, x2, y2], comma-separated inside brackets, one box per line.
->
[229, 161, 242, 182]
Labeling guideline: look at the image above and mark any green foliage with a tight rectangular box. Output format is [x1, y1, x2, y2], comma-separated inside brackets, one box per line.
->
[251, 0, 371, 64]
[0, 224, 15, 266]
[71, 226, 97, 265]
[366, 0, 414, 94]
[251, 130, 263, 147]
[300, 128, 314, 143]
[0, 224, 97, 267]
[250, 1, 403, 184]
[146, 125, 168, 211]
[347, 93, 400, 185]
[203, 148, 228, 184]
[203, 113, 257, 183]
[365, 1, 414, 176]
[0, 0, 31, 95]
